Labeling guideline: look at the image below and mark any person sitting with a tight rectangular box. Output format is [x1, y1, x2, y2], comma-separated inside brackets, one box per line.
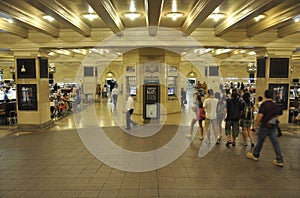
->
[5, 100, 16, 124]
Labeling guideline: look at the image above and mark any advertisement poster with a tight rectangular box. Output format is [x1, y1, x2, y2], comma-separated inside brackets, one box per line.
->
[17, 84, 38, 110]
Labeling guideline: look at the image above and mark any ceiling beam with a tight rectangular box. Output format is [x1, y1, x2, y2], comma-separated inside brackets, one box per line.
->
[246, 1, 300, 37]
[278, 22, 300, 37]
[0, 18, 28, 38]
[215, 0, 284, 37]
[0, 0, 59, 37]
[181, 0, 225, 35]
[86, 0, 124, 35]
[36, 0, 91, 37]
[145, 0, 164, 36]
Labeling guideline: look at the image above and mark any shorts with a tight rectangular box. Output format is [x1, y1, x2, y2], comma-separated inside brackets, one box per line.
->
[240, 119, 252, 128]
[204, 119, 217, 130]
[225, 120, 240, 137]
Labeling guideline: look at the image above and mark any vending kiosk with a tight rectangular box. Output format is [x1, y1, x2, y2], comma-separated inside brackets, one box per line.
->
[143, 84, 160, 120]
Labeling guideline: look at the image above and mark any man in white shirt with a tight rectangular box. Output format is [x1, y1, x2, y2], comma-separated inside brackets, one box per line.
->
[203, 89, 219, 144]
[124, 93, 136, 130]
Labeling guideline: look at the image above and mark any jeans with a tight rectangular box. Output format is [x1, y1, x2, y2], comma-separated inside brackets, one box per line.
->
[126, 109, 135, 129]
[112, 94, 118, 106]
[253, 127, 283, 163]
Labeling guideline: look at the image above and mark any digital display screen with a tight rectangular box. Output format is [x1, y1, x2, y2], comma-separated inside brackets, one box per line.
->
[168, 87, 175, 96]
[129, 87, 136, 96]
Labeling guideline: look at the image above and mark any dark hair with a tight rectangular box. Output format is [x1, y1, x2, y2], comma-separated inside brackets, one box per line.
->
[198, 102, 203, 108]
[208, 89, 214, 96]
[231, 92, 238, 98]
[215, 92, 221, 99]
[243, 92, 251, 104]
[258, 96, 263, 101]
[264, 89, 274, 99]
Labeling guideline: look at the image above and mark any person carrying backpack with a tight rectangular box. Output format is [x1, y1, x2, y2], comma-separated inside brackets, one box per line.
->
[241, 92, 255, 147]
[225, 92, 243, 147]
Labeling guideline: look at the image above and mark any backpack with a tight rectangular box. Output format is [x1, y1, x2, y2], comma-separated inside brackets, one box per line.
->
[242, 102, 253, 120]
[227, 99, 242, 121]
[197, 107, 206, 120]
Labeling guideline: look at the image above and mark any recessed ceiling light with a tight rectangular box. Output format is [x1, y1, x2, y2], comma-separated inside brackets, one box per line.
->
[82, 13, 98, 21]
[293, 15, 300, 22]
[123, 12, 142, 20]
[2, 17, 13, 23]
[253, 14, 266, 22]
[42, 15, 55, 22]
[208, 13, 226, 22]
[165, 12, 184, 21]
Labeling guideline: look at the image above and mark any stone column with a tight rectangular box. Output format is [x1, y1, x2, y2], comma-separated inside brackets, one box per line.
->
[12, 48, 52, 130]
[255, 47, 295, 126]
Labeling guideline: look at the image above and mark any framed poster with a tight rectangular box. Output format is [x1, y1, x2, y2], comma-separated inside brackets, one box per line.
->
[17, 84, 38, 110]
[268, 83, 289, 110]
[17, 58, 36, 79]
[146, 104, 158, 119]
[84, 67, 94, 76]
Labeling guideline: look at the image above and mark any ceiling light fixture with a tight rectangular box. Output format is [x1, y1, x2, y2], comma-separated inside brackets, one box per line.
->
[208, 13, 226, 22]
[123, 12, 142, 20]
[82, 13, 98, 21]
[42, 15, 54, 22]
[253, 14, 266, 22]
[293, 15, 300, 22]
[165, 12, 184, 21]
[2, 17, 13, 23]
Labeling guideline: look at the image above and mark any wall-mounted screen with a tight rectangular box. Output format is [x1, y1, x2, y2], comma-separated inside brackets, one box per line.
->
[39, 58, 48, 78]
[129, 87, 136, 96]
[269, 58, 289, 78]
[84, 67, 94, 77]
[257, 58, 266, 78]
[168, 87, 175, 96]
[209, 66, 219, 76]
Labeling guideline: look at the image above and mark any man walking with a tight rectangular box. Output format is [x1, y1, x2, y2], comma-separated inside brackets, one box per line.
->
[203, 89, 218, 144]
[247, 89, 284, 167]
[124, 93, 136, 130]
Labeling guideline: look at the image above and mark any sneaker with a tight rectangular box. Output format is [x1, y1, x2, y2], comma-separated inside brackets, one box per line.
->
[216, 138, 220, 144]
[226, 141, 231, 147]
[273, 160, 284, 167]
[251, 143, 255, 147]
[232, 142, 236, 147]
[247, 152, 258, 161]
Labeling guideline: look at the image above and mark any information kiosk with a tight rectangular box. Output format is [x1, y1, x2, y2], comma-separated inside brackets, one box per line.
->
[143, 84, 160, 120]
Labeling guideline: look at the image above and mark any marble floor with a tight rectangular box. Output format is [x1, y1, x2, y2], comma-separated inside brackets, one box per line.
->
[0, 95, 299, 197]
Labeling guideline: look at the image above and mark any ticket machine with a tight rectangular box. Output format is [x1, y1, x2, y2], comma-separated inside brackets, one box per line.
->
[143, 84, 160, 120]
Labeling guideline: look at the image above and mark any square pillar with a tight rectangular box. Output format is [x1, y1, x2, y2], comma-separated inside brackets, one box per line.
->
[13, 49, 53, 130]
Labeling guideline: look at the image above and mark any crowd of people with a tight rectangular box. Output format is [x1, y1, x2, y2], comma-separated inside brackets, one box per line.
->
[186, 85, 284, 167]
[49, 84, 82, 119]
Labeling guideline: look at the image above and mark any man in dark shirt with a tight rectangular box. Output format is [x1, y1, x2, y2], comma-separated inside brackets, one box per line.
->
[247, 89, 284, 167]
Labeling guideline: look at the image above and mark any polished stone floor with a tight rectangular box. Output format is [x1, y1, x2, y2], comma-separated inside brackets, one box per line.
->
[0, 96, 299, 197]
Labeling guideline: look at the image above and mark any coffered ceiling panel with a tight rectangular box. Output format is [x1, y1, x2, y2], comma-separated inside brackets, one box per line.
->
[0, 0, 299, 38]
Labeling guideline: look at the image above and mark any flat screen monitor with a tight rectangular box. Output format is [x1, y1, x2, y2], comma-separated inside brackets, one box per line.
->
[129, 87, 136, 96]
[269, 58, 289, 78]
[168, 87, 175, 96]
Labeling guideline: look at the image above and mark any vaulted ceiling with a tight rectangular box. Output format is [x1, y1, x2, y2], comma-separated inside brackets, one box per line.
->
[0, 0, 300, 62]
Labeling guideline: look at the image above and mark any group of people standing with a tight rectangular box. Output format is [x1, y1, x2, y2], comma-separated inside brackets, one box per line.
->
[188, 87, 284, 167]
